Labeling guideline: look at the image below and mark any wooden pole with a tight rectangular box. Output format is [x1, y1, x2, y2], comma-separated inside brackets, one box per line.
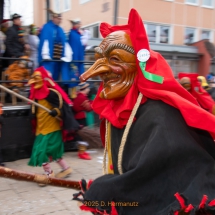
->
[0, 166, 81, 190]
[0, 84, 61, 120]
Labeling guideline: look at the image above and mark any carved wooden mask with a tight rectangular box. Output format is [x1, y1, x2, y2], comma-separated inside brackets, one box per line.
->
[80, 31, 137, 100]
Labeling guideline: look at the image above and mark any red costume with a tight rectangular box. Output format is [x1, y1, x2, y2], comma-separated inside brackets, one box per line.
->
[178, 73, 215, 114]
[72, 9, 215, 215]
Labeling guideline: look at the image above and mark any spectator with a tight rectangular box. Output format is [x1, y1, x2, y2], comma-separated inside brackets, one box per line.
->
[1, 19, 10, 34]
[72, 82, 92, 160]
[5, 14, 29, 64]
[5, 56, 30, 92]
[38, 9, 72, 83]
[28, 24, 39, 70]
[68, 19, 87, 99]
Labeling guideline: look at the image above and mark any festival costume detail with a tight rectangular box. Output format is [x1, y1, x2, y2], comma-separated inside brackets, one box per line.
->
[179, 73, 215, 115]
[198, 75, 215, 101]
[28, 67, 80, 182]
[72, 9, 215, 215]
[72, 82, 92, 160]
[38, 10, 72, 82]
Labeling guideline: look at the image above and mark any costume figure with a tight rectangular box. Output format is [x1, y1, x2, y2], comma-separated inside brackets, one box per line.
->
[38, 10, 72, 82]
[73, 9, 215, 215]
[72, 82, 92, 160]
[179, 73, 215, 115]
[5, 56, 30, 91]
[28, 67, 80, 185]
[68, 19, 86, 98]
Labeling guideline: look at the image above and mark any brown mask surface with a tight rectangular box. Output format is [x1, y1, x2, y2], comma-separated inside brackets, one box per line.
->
[179, 77, 191, 92]
[28, 71, 44, 89]
[80, 31, 137, 100]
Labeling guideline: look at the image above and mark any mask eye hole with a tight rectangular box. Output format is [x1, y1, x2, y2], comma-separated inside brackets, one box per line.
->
[109, 56, 120, 63]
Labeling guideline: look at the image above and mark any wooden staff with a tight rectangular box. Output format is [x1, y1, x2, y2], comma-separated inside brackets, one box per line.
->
[0, 166, 81, 190]
[0, 84, 61, 120]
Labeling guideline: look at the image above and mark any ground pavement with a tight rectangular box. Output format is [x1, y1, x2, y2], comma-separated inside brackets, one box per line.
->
[0, 149, 104, 215]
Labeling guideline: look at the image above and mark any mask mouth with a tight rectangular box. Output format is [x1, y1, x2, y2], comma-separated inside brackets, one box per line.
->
[100, 72, 121, 86]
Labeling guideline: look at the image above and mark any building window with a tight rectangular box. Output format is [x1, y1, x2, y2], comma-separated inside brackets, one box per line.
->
[80, 0, 91, 4]
[147, 24, 156, 43]
[201, 30, 211, 40]
[184, 28, 196, 44]
[53, 0, 71, 13]
[84, 24, 100, 38]
[145, 23, 171, 44]
[202, 0, 214, 7]
[160, 26, 170, 43]
[53, 0, 61, 13]
[185, 0, 198, 5]
[63, 0, 71, 11]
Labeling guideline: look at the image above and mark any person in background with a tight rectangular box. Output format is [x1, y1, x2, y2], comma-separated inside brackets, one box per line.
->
[0, 103, 4, 167]
[72, 82, 92, 160]
[28, 24, 39, 70]
[0, 19, 9, 56]
[5, 56, 30, 92]
[179, 73, 215, 115]
[206, 74, 215, 101]
[68, 19, 86, 99]
[1, 19, 10, 34]
[38, 9, 72, 88]
[5, 14, 29, 65]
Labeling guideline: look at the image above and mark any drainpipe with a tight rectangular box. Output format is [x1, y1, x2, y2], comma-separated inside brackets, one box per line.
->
[113, 0, 119, 25]
[46, 0, 50, 22]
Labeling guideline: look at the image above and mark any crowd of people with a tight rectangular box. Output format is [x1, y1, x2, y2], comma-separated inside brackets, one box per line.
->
[0, 10, 97, 168]
[0, 10, 91, 96]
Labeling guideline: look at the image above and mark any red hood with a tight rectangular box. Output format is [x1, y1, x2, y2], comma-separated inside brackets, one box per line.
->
[29, 66, 73, 105]
[91, 9, 215, 139]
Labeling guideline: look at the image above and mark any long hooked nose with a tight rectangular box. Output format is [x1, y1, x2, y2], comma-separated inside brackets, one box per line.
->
[80, 58, 111, 82]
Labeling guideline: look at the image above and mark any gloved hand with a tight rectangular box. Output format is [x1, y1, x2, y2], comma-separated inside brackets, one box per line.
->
[49, 109, 58, 117]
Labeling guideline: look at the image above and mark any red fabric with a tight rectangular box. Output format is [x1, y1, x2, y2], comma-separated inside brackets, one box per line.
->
[92, 9, 215, 139]
[100, 119, 106, 147]
[199, 195, 208, 209]
[185, 204, 194, 213]
[174, 193, 186, 209]
[208, 199, 215, 207]
[73, 92, 92, 119]
[1, 19, 10, 24]
[178, 73, 215, 113]
[29, 66, 73, 105]
[87, 180, 93, 189]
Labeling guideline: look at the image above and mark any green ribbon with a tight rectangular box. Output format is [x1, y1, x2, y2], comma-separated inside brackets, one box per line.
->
[139, 62, 164, 84]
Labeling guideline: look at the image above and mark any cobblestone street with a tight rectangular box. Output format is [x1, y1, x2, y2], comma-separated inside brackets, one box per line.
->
[0, 149, 104, 215]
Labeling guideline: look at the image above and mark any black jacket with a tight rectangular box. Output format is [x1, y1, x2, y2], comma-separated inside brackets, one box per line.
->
[5, 24, 25, 58]
[84, 99, 215, 215]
